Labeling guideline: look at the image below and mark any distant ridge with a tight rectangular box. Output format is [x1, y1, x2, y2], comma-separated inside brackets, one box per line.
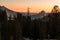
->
[0, 5, 49, 20]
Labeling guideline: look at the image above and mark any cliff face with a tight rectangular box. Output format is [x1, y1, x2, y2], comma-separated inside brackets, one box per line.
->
[0, 6, 17, 20]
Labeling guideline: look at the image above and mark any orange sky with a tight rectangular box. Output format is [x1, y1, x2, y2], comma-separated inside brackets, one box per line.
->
[0, 0, 60, 13]
[5, 4, 52, 13]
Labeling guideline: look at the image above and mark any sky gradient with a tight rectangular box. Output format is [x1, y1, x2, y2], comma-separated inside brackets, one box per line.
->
[0, 0, 60, 13]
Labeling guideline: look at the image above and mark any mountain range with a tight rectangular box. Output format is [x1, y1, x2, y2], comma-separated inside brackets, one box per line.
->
[0, 6, 48, 20]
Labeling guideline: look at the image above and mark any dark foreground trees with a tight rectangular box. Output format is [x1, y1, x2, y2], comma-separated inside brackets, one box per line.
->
[48, 13, 60, 39]
[1, 8, 60, 40]
[0, 9, 23, 40]
[0, 9, 8, 40]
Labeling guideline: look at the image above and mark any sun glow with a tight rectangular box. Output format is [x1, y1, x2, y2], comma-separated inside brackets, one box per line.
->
[0, 0, 60, 13]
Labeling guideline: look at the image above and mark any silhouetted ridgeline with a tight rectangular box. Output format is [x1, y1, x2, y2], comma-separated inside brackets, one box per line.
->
[1, 6, 60, 40]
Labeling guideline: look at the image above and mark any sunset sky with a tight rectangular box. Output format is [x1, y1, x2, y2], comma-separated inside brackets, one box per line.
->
[0, 0, 60, 13]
